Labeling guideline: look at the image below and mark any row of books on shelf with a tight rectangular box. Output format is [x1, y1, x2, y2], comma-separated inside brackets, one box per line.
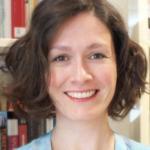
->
[0, 0, 43, 38]
[0, 111, 56, 150]
[0, 51, 56, 150]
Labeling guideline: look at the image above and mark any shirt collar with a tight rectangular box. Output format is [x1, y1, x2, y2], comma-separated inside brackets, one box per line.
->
[115, 134, 128, 150]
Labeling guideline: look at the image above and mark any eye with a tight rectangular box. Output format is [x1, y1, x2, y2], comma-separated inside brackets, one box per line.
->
[89, 53, 106, 60]
[52, 55, 69, 62]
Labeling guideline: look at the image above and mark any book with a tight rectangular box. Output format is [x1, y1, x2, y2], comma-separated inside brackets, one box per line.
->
[0, 0, 5, 37]
[27, 119, 46, 141]
[18, 118, 27, 146]
[7, 119, 19, 150]
[11, 0, 26, 38]
[1, 128, 7, 150]
[7, 110, 19, 149]
[0, 112, 7, 150]
[3, 0, 12, 38]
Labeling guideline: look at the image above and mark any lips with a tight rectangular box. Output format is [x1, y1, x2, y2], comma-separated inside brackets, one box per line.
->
[64, 90, 98, 101]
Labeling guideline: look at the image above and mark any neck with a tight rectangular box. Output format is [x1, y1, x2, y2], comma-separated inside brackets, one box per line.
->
[51, 114, 115, 150]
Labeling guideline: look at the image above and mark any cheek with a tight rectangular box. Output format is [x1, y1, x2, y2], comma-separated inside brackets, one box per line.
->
[96, 64, 117, 86]
[48, 68, 67, 90]
[48, 72, 58, 90]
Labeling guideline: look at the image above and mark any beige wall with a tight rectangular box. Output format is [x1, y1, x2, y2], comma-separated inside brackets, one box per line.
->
[108, 0, 150, 145]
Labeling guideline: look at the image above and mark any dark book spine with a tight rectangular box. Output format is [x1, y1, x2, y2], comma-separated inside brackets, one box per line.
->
[27, 119, 46, 142]
[0, 112, 7, 150]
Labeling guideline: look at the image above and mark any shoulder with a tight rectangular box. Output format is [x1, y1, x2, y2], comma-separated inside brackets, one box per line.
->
[15, 132, 52, 150]
[115, 134, 150, 150]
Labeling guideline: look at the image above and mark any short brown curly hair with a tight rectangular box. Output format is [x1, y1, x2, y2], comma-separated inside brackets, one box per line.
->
[4, 0, 147, 119]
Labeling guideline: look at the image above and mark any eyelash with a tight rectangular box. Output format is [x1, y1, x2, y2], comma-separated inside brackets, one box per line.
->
[52, 55, 69, 62]
[89, 52, 107, 60]
[51, 52, 107, 63]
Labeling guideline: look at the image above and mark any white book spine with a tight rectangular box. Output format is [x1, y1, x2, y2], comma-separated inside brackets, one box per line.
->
[4, 0, 11, 38]
[0, 0, 5, 37]
[7, 119, 18, 136]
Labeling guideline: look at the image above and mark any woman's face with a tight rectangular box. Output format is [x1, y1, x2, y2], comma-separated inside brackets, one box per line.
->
[47, 12, 117, 121]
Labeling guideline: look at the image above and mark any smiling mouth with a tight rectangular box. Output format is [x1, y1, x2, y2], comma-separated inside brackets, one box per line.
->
[64, 90, 98, 100]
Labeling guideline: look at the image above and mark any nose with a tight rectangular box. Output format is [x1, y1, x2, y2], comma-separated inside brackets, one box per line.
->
[70, 59, 93, 84]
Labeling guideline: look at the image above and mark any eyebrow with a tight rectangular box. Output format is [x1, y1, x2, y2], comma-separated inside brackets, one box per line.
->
[50, 43, 110, 52]
[50, 45, 71, 51]
[86, 43, 109, 51]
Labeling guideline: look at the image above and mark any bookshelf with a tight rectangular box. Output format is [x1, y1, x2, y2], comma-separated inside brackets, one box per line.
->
[0, 38, 16, 48]
[0, 38, 55, 149]
[0, 1, 57, 149]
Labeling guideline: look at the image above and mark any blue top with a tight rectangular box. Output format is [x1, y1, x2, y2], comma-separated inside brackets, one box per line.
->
[16, 132, 150, 150]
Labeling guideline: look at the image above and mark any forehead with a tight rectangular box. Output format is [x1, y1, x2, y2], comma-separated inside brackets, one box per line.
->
[50, 12, 113, 51]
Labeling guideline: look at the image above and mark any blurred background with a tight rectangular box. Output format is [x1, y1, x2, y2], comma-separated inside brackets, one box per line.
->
[107, 0, 150, 145]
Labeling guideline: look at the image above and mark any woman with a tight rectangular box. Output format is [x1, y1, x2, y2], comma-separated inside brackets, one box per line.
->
[5, 0, 149, 150]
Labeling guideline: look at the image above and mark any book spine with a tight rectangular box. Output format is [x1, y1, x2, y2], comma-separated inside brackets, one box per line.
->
[27, 119, 46, 141]
[18, 118, 28, 146]
[11, 0, 26, 38]
[1, 128, 7, 150]
[7, 119, 19, 150]
[3, 0, 11, 38]
[0, 0, 5, 37]
[0, 112, 7, 150]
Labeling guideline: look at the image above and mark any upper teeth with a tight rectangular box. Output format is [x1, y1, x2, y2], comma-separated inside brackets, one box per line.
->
[66, 90, 96, 99]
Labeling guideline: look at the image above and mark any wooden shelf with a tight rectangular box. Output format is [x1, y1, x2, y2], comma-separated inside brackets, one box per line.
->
[0, 38, 16, 47]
